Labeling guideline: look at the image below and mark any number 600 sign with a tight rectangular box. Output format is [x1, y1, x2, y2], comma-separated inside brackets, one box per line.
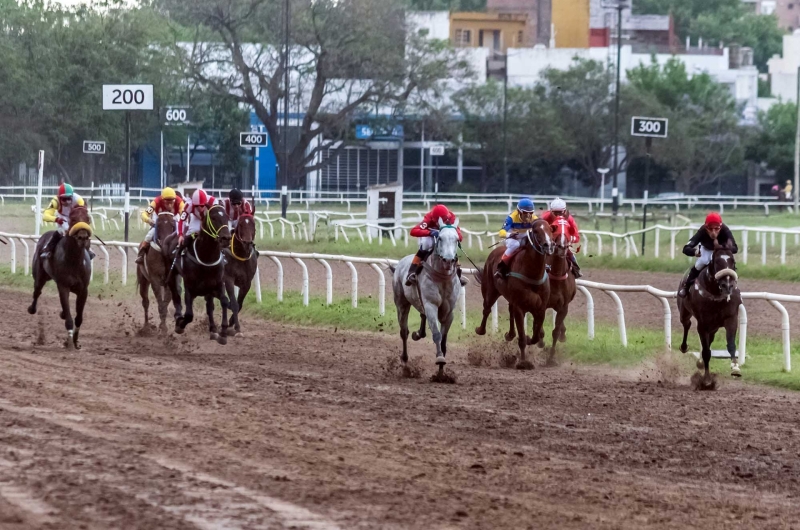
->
[103, 84, 154, 111]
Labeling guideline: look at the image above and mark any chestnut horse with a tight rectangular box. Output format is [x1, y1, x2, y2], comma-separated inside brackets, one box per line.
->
[136, 211, 179, 333]
[224, 213, 258, 335]
[542, 217, 577, 364]
[28, 207, 93, 349]
[475, 219, 554, 369]
[678, 247, 741, 387]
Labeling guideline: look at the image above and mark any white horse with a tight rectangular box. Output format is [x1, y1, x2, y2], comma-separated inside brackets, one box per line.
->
[392, 221, 461, 381]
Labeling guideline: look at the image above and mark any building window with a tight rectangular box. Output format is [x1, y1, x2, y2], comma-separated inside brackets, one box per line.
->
[517, 30, 523, 44]
[455, 29, 472, 46]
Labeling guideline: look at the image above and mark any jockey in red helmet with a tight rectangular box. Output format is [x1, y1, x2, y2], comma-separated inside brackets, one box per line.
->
[678, 212, 739, 297]
[407, 204, 466, 286]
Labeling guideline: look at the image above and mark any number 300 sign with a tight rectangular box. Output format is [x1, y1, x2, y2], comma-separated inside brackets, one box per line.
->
[103, 84, 154, 111]
[631, 117, 668, 138]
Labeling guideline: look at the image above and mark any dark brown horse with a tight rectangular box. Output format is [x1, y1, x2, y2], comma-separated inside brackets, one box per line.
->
[136, 211, 179, 333]
[28, 207, 92, 349]
[224, 213, 258, 335]
[678, 247, 741, 388]
[475, 219, 554, 369]
[165, 204, 232, 344]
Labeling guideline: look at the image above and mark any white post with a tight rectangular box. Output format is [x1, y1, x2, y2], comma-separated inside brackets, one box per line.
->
[577, 285, 594, 340]
[317, 258, 332, 306]
[254, 265, 262, 303]
[654, 227, 660, 258]
[769, 300, 791, 372]
[160, 130, 164, 189]
[491, 301, 498, 333]
[269, 256, 283, 301]
[457, 133, 464, 185]
[186, 134, 191, 182]
[600, 173, 605, 212]
[742, 230, 748, 265]
[781, 233, 787, 265]
[369, 263, 385, 316]
[35, 150, 44, 237]
[738, 304, 747, 366]
[294, 257, 309, 306]
[345, 261, 358, 308]
[460, 286, 467, 330]
[762, 232, 767, 266]
[605, 290, 627, 347]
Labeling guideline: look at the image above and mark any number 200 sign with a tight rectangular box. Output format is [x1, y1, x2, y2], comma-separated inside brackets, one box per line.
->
[102, 84, 154, 111]
[631, 117, 668, 138]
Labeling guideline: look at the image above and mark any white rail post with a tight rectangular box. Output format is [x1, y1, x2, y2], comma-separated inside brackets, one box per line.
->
[294, 257, 309, 306]
[254, 265, 262, 304]
[742, 230, 748, 265]
[781, 233, 787, 265]
[596, 234, 602, 256]
[345, 261, 358, 308]
[738, 304, 747, 366]
[576, 285, 594, 340]
[491, 301, 498, 333]
[605, 290, 627, 347]
[624, 237, 630, 258]
[118, 246, 128, 285]
[8, 237, 16, 274]
[761, 232, 767, 266]
[658, 296, 671, 349]
[654, 227, 660, 258]
[99, 246, 109, 284]
[369, 263, 385, 316]
[612, 237, 617, 257]
[317, 258, 333, 306]
[269, 256, 283, 301]
[670, 230, 677, 260]
[460, 285, 467, 330]
[771, 231, 776, 247]
[769, 300, 791, 372]
[20, 239, 29, 276]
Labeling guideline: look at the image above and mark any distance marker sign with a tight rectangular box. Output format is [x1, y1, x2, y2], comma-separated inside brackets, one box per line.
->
[240, 132, 269, 147]
[83, 141, 106, 154]
[102, 84, 154, 111]
[631, 117, 668, 138]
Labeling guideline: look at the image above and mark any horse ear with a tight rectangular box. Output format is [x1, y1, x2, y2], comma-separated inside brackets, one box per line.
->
[438, 217, 444, 228]
[452, 217, 459, 228]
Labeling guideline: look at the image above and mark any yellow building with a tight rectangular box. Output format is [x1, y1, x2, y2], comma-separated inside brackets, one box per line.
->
[551, 0, 590, 48]
[450, 12, 528, 53]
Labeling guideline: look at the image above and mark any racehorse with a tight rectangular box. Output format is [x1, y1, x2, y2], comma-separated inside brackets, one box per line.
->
[392, 222, 461, 381]
[166, 204, 232, 344]
[136, 211, 179, 333]
[475, 219, 554, 369]
[541, 216, 577, 364]
[678, 246, 741, 387]
[28, 206, 93, 349]
[224, 212, 258, 335]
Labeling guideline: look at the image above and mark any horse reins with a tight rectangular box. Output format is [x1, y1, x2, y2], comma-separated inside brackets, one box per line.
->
[229, 214, 255, 261]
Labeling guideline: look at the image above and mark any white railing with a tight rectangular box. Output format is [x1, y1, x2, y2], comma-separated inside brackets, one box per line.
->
[1, 235, 795, 372]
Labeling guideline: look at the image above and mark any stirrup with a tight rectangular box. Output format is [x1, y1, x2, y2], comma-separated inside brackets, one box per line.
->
[40, 251, 52, 259]
[405, 272, 417, 286]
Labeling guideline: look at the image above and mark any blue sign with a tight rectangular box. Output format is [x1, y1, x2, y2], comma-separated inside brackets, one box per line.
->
[356, 124, 403, 140]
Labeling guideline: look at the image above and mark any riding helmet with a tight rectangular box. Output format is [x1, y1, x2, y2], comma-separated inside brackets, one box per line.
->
[192, 189, 209, 206]
[517, 197, 535, 213]
[58, 183, 74, 198]
[705, 212, 722, 227]
[550, 198, 567, 212]
[229, 188, 244, 203]
[161, 187, 177, 200]
[431, 204, 453, 224]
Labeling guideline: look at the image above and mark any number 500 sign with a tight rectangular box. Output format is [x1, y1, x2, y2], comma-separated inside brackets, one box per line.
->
[103, 84, 154, 111]
[631, 117, 668, 138]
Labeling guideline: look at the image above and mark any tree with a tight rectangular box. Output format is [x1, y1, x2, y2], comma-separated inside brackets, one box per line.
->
[162, 0, 470, 192]
[745, 101, 796, 184]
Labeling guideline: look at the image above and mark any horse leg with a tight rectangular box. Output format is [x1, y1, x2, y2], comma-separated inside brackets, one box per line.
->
[725, 317, 741, 377]
[224, 279, 240, 336]
[57, 285, 74, 349]
[679, 306, 692, 354]
[440, 305, 455, 359]
[73, 288, 87, 350]
[176, 286, 193, 333]
[513, 307, 533, 370]
[236, 281, 249, 330]
[138, 271, 151, 327]
[412, 314, 427, 341]
[153, 281, 169, 334]
[217, 286, 229, 346]
[548, 307, 568, 366]
[505, 303, 516, 342]
[423, 301, 445, 372]
[699, 327, 712, 378]
[170, 275, 184, 323]
[396, 301, 411, 366]
[205, 295, 219, 340]
[28, 266, 46, 315]
[532, 307, 547, 349]
[475, 287, 500, 336]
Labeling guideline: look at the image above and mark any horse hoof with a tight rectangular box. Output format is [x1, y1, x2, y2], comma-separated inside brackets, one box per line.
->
[536, 340, 545, 349]
[227, 328, 238, 337]
[411, 332, 421, 341]
[59, 311, 66, 320]
[545, 355, 558, 367]
[64, 339, 73, 350]
[504, 332, 515, 342]
[429, 371, 456, 384]
[680, 344, 688, 354]
[74, 341, 82, 351]
[731, 363, 742, 377]
[174, 326, 185, 335]
[27, 305, 36, 315]
[209, 332, 219, 341]
[691, 372, 718, 391]
[696, 359, 704, 370]
[558, 333, 566, 343]
[474, 326, 486, 336]
[216, 335, 227, 346]
[526, 336, 535, 345]
[435, 355, 446, 365]
[516, 360, 534, 370]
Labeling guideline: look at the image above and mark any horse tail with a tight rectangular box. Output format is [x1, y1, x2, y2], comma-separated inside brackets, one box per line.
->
[387, 264, 396, 274]
[473, 267, 483, 285]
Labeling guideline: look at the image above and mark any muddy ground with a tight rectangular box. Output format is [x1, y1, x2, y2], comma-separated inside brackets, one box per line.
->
[3, 288, 800, 529]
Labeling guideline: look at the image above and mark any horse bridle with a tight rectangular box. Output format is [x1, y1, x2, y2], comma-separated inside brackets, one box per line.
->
[525, 219, 550, 255]
[230, 214, 255, 261]
[202, 204, 229, 239]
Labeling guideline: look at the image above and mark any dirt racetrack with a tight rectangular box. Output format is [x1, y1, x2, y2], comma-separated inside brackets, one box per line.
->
[3, 288, 800, 529]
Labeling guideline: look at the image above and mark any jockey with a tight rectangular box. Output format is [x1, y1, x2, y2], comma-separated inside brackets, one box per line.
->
[496, 197, 537, 278]
[177, 189, 218, 250]
[678, 212, 739, 298]
[40, 183, 88, 259]
[135, 187, 185, 264]
[222, 188, 253, 230]
[540, 197, 582, 278]
[407, 203, 466, 287]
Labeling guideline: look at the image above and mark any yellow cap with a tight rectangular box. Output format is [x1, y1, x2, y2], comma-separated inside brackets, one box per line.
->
[161, 187, 177, 200]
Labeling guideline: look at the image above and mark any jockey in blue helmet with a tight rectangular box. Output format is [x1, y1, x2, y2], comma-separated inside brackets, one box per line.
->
[496, 197, 537, 277]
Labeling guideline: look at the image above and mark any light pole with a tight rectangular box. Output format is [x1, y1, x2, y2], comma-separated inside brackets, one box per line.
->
[502, 52, 509, 193]
[281, 0, 290, 219]
[794, 64, 800, 214]
[603, 0, 628, 215]
[598, 167, 610, 212]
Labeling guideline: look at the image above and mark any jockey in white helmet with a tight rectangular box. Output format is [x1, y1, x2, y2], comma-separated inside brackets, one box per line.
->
[178, 189, 218, 247]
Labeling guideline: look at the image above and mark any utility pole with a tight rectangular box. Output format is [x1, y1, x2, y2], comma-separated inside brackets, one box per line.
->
[604, 0, 627, 216]
[502, 52, 509, 194]
[794, 64, 800, 214]
[281, 0, 290, 219]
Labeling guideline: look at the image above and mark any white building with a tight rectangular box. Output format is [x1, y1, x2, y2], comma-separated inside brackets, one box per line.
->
[768, 30, 800, 103]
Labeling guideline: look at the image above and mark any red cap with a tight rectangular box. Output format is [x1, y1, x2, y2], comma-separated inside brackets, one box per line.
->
[705, 212, 722, 228]
[431, 204, 453, 224]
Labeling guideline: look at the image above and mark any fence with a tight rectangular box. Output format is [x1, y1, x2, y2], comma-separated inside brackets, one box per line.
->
[1, 233, 796, 372]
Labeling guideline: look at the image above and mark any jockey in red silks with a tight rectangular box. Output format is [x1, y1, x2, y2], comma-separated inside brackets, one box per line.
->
[407, 204, 467, 287]
[177, 189, 218, 249]
[540, 197, 582, 278]
[678, 212, 739, 298]
[222, 188, 253, 231]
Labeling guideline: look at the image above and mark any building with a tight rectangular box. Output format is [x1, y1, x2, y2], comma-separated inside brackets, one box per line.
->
[552, 0, 590, 48]
[450, 12, 529, 53]
[589, 0, 675, 50]
[486, 0, 551, 46]
[770, 0, 800, 30]
[768, 30, 800, 102]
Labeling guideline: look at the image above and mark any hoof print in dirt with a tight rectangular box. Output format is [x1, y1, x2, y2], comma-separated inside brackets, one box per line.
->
[691, 372, 719, 391]
[430, 370, 456, 384]
[516, 359, 534, 370]
[499, 353, 518, 369]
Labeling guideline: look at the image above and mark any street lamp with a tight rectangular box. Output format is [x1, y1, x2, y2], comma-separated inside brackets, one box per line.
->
[281, 0, 290, 219]
[602, 0, 629, 215]
[598, 167, 610, 212]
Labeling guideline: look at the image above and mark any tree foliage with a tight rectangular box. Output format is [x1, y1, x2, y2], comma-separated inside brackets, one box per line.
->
[745, 102, 797, 183]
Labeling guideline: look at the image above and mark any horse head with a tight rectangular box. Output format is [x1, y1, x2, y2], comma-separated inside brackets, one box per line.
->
[234, 214, 256, 256]
[155, 211, 176, 245]
[709, 247, 738, 298]
[526, 218, 554, 256]
[204, 204, 231, 248]
[68, 206, 92, 251]
[551, 217, 571, 258]
[435, 217, 460, 271]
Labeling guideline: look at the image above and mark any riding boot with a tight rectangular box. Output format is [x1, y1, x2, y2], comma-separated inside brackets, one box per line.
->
[679, 267, 701, 298]
[495, 256, 511, 278]
[570, 254, 583, 278]
[135, 241, 149, 264]
[40, 231, 62, 259]
[405, 251, 426, 286]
